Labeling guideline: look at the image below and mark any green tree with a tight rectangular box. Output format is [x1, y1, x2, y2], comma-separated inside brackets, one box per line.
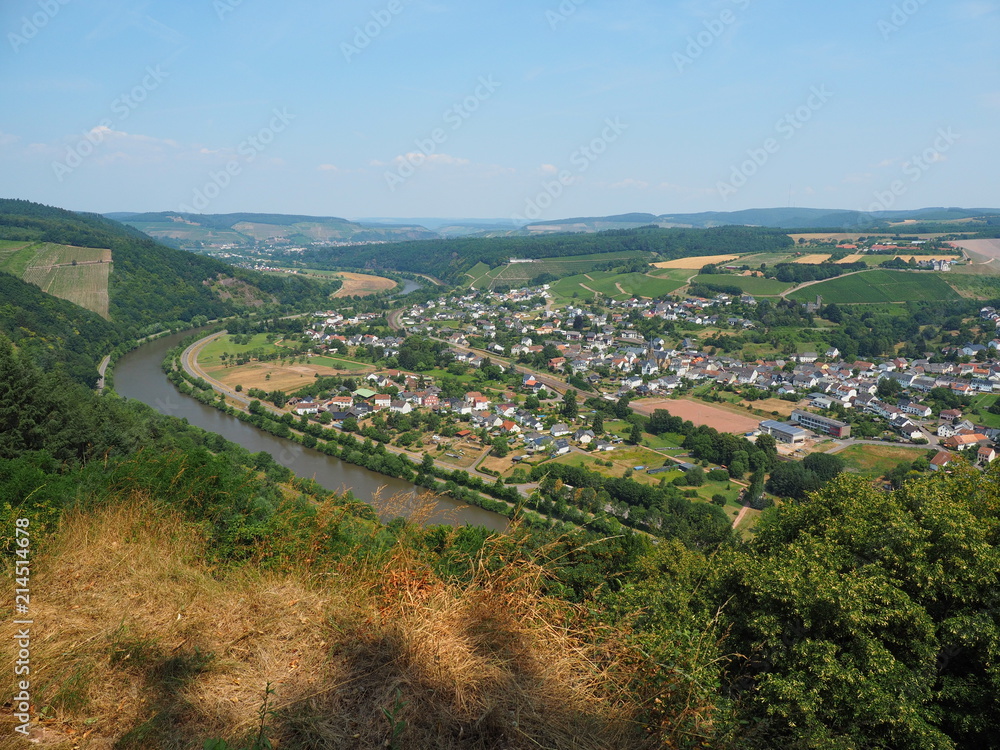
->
[561, 388, 579, 420]
[628, 421, 643, 445]
[491, 436, 509, 458]
[591, 412, 604, 435]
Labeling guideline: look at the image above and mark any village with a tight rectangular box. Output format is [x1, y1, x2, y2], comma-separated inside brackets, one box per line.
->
[264, 282, 1000, 493]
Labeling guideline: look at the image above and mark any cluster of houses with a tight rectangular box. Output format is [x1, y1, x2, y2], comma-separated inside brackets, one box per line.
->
[293, 288, 1000, 473]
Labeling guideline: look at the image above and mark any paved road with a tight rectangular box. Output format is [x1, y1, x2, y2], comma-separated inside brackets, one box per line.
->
[96, 354, 111, 393]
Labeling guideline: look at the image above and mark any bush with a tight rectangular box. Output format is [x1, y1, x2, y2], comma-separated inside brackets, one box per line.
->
[711, 494, 726, 506]
[707, 468, 729, 482]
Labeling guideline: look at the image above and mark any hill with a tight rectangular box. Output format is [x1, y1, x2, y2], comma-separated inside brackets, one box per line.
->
[1, 200, 339, 330]
[518, 206, 1000, 233]
[108, 211, 439, 250]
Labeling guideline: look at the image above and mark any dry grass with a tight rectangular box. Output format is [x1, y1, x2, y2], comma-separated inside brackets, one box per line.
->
[791, 254, 831, 264]
[1, 496, 647, 749]
[652, 255, 739, 269]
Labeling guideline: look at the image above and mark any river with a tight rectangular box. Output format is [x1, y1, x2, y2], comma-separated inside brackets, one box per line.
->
[113, 330, 508, 531]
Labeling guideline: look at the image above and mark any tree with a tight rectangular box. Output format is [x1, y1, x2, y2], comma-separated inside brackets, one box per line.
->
[491, 436, 509, 458]
[591, 412, 604, 435]
[628, 421, 643, 445]
[877, 376, 903, 398]
[717, 468, 1000, 749]
[561, 388, 579, 420]
[802, 452, 846, 482]
[421, 452, 435, 473]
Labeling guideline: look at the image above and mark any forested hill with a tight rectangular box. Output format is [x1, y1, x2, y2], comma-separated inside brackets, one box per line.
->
[0, 199, 341, 383]
[292, 224, 794, 282]
[0, 271, 119, 386]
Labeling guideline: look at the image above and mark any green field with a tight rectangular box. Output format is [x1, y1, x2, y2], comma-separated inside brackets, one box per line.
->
[969, 393, 1000, 428]
[197, 333, 285, 366]
[834, 444, 930, 477]
[690, 274, 793, 295]
[787, 270, 961, 304]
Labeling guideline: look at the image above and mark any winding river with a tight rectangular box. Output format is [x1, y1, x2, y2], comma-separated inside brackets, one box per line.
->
[114, 330, 508, 531]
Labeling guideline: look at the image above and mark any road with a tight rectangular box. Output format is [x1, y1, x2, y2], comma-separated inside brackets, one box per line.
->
[96, 354, 111, 393]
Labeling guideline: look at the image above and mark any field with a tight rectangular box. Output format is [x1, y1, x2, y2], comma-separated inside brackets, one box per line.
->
[0, 242, 112, 317]
[331, 271, 397, 298]
[196, 333, 375, 391]
[949, 240, 1000, 270]
[466, 251, 651, 289]
[652, 254, 739, 269]
[631, 397, 761, 434]
[833, 444, 930, 477]
[787, 270, 961, 304]
[793, 254, 832, 264]
[689, 274, 793, 295]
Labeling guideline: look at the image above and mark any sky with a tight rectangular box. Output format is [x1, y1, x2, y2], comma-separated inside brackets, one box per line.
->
[1, 0, 998, 221]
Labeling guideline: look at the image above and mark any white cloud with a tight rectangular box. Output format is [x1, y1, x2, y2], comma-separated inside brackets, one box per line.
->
[318, 163, 340, 172]
[611, 178, 650, 189]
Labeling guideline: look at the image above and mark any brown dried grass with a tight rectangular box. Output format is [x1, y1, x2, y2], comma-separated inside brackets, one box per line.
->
[0, 495, 647, 749]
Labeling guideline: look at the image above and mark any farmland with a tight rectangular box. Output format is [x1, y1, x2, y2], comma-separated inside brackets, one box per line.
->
[548, 270, 686, 302]
[331, 271, 397, 298]
[787, 270, 961, 304]
[0, 241, 112, 317]
[652, 254, 739, 269]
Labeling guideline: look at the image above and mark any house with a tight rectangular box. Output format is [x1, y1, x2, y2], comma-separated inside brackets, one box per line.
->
[373, 394, 392, 410]
[550, 439, 571, 457]
[550, 423, 572, 437]
[573, 429, 595, 445]
[978, 446, 997, 465]
[594, 441, 616, 452]
[389, 400, 413, 414]
[929, 451, 954, 472]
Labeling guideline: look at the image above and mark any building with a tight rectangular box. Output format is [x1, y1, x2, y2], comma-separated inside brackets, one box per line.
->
[759, 420, 811, 445]
[790, 410, 852, 439]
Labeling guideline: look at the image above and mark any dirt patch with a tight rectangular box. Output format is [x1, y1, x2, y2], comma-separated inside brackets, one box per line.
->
[208, 360, 373, 392]
[632, 397, 761, 434]
[332, 272, 398, 298]
[792, 254, 832, 264]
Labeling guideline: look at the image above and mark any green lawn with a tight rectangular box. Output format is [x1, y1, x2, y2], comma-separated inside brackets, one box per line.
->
[310, 356, 372, 371]
[787, 270, 960, 304]
[969, 393, 1000, 428]
[198, 333, 284, 366]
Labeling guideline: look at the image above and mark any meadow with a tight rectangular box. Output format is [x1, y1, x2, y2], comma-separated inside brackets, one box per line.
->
[787, 270, 960, 304]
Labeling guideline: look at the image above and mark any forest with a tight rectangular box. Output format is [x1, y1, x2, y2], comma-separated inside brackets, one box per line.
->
[289, 225, 795, 282]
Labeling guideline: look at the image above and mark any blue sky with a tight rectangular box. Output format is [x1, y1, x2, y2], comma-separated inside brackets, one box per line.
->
[1, 0, 997, 220]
